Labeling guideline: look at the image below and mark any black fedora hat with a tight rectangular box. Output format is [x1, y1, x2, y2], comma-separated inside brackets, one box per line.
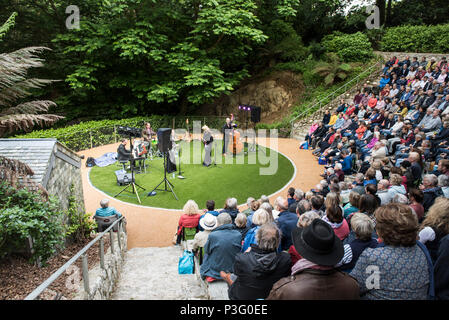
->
[292, 219, 344, 266]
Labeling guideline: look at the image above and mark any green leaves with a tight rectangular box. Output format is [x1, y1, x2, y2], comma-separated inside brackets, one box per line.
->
[321, 32, 374, 62]
[0, 12, 17, 42]
[381, 24, 449, 53]
[0, 182, 65, 264]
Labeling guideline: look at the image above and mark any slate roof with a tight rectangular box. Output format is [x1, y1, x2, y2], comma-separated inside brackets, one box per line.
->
[0, 139, 57, 187]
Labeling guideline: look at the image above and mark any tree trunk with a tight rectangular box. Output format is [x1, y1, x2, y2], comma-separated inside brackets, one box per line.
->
[376, 0, 386, 27]
[385, 0, 393, 27]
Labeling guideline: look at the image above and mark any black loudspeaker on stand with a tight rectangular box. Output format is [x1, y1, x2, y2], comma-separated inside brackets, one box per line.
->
[148, 128, 178, 200]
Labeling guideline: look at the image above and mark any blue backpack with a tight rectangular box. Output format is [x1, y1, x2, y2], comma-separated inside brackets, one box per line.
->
[178, 250, 195, 274]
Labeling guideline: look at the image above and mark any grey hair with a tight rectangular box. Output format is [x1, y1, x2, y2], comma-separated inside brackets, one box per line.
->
[392, 193, 409, 204]
[260, 195, 270, 204]
[226, 197, 238, 209]
[246, 197, 255, 207]
[100, 199, 109, 208]
[217, 212, 232, 226]
[260, 202, 273, 220]
[234, 213, 247, 228]
[424, 174, 438, 187]
[297, 199, 311, 215]
[355, 173, 365, 182]
[320, 180, 329, 187]
[350, 212, 374, 241]
[334, 163, 342, 170]
[294, 189, 305, 200]
[438, 174, 449, 187]
[275, 196, 288, 210]
[255, 222, 281, 252]
[252, 209, 271, 226]
[297, 211, 320, 228]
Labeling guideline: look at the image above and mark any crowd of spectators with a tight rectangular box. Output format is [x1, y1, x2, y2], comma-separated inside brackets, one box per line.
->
[170, 56, 449, 300]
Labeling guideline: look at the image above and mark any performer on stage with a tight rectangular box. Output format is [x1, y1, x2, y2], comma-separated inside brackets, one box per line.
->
[222, 117, 236, 155]
[117, 138, 132, 162]
[202, 125, 213, 167]
[142, 122, 156, 143]
[166, 135, 177, 173]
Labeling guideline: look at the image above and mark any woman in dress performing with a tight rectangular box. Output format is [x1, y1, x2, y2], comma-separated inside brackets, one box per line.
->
[202, 125, 213, 167]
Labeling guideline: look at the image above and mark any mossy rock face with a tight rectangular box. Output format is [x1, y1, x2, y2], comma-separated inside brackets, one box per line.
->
[89, 141, 295, 209]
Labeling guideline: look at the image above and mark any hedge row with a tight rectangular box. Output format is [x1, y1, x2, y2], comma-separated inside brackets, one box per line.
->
[380, 24, 449, 53]
[15, 115, 227, 152]
[321, 32, 374, 62]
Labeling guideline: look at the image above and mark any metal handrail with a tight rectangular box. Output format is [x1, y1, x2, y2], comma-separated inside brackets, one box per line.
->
[24, 216, 125, 300]
[289, 59, 384, 129]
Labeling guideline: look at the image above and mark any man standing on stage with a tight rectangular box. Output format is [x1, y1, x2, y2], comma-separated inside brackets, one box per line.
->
[202, 125, 213, 167]
[142, 122, 156, 143]
[222, 117, 234, 155]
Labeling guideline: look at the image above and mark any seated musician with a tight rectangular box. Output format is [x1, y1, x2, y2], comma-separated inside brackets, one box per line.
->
[142, 122, 156, 143]
[117, 138, 132, 162]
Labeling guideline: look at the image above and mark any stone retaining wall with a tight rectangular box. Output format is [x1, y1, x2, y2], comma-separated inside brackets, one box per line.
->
[374, 51, 449, 62]
[74, 231, 127, 300]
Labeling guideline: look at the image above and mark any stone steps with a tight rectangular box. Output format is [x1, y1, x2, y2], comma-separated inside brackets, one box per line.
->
[110, 246, 209, 300]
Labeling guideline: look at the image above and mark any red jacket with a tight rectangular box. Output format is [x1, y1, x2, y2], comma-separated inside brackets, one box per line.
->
[177, 214, 201, 235]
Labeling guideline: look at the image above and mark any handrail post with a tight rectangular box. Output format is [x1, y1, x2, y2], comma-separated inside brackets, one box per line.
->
[99, 237, 105, 269]
[82, 254, 90, 296]
[117, 224, 122, 250]
[110, 229, 115, 253]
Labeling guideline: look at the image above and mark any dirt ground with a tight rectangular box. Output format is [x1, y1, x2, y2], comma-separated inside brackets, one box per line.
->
[0, 235, 110, 300]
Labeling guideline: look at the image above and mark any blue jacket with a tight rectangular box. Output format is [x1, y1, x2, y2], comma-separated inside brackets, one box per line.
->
[275, 211, 298, 251]
[242, 226, 259, 252]
[200, 224, 242, 279]
[95, 207, 122, 218]
[341, 155, 353, 173]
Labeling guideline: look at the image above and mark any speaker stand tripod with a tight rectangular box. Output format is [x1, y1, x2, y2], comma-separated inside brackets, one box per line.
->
[148, 151, 178, 200]
[114, 161, 145, 204]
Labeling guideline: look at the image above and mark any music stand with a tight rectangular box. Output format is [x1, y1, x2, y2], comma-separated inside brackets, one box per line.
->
[148, 151, 178, 200]
[114, 160, 146, 204]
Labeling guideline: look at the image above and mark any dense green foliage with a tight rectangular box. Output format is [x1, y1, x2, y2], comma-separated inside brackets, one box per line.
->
[1, 1, 448, 127]
[65, 184, 97, 242]
[0, 182, 65, 264]
[380, 24, 449, 53]
[321, 32, 373, 62]
[14, 115, 228, 151]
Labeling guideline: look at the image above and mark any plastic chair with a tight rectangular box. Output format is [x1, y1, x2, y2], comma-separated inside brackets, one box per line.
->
[182, 227, 197, 241]
[95, 215, 119, 232]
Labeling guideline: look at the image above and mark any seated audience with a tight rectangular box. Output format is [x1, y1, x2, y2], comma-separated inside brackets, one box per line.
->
[200, 213, 242, 282]
[267, 219, 360, 300]
[338, 213, 378, 273]
[274, 197, 299, 251]
[220, 223, 291, 300]
[175, 200, 201, 244]
[192, 213, 218, 252]
[350, 203, 430, 300]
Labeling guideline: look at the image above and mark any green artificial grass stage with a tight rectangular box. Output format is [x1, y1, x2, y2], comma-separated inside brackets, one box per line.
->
[89, 140, 294, 209]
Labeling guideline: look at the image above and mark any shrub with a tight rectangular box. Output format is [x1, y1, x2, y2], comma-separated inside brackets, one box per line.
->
[0, 182, 65, 264]
[380, 24, 449, 53]
[321, 32, 374, 62]
[14, 115, 225, 152]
